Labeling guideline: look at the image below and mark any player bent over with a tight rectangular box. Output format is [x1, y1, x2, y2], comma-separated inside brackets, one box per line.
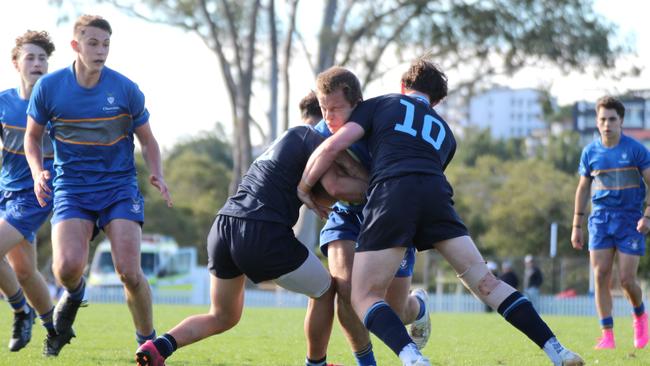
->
[298, 61, 584, 366]
[135, 125, 368, 366]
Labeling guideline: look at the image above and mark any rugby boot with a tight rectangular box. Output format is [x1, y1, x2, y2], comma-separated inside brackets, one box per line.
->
[42, 328, 75, 357]
[136, 340, 166, 366]
[594, 328, 615, 349]
[633, 312, 649, 349]
[556, 348, 585, 366]
[8, 306, 35, 351]
[408, 288, 431, 350]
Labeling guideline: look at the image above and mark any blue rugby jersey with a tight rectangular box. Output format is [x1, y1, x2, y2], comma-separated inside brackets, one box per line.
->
[314, 119, 369, 211]
[219, 126, 325, 226]
[579, 134, 650, 213]
[0, 88, 54, 191]
[27, 64, 149, 193]
[348, 93, 456, 188]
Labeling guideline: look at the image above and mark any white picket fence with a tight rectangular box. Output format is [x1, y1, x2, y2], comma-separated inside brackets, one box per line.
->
[86, 287, 644, 317]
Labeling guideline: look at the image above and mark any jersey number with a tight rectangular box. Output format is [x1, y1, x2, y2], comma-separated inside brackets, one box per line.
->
[393, 99, 446, 150]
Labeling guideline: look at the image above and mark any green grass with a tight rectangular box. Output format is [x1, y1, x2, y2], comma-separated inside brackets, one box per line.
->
[0, 303, 648, 365]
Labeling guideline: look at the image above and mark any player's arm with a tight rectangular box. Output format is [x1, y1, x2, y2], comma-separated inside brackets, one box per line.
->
[334, 149, 369, 182]
[134, 122, 173, 207]
[24, 116, 50, 206]
[571, 175, 591, 250]
[320, 156, 368, 204]
[637, 167, 650, 234]
[298, 122, 365, 216]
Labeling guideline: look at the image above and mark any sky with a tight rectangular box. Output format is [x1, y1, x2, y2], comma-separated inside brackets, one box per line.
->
[0, 0, 648, 150]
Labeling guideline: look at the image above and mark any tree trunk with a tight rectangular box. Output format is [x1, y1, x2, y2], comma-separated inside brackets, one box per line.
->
[281, 0, 299, 132]
[267, 0, 278, 143]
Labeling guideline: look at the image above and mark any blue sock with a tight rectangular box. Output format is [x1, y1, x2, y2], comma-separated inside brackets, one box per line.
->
[497, 292, 554, 348]
[67, 277, 86, 302]
[600, 316, 614, 328]
[136, 329, 156, 345]
[354, 342, 376, 366]
[7, 289, 28, 312]
[363, 301, 415, 356]
[634, 302, 645, 317]
[305, 356, 326, 366]
[153, 333, 177, 359]
[39, 307, 56, 336]
[415, 295, 426, 321]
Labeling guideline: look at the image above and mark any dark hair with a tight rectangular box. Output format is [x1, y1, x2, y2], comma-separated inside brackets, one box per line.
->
[316, 66, 362, 105]
[299, 90, 322, 120]
[401, 59, 448, 105]
[596, 96, 625, 119]
[11, 30, 55, 61]
[74, 15, 112, 37]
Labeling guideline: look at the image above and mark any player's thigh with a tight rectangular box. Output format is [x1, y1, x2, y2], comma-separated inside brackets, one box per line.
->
[435, 235, 485, 274]
[617, 252, 641, 283]
[6, 239, 37, 279]
[0, 219, 26, 257]
[590, 248, 616, 276]
[352, 247, 407, 298]
[386, 276, 411, 315]
[52, 218, 93, 270]
[105, 219, 142, 271]
[209, 274, 246, 320]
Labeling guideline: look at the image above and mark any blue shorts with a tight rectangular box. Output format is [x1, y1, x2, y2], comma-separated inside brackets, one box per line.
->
[0, 189, 52, 243]
[358, 174, 468, 252]
[588, 210, 645, 256]
[52, 185, 144, 230]
[319, 205, 416, 277]
[208, 215, 309, 283]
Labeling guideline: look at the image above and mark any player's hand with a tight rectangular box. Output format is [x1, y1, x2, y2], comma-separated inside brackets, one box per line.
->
[570, 227, 584, 250]
[149, 174, 173, 207]
[33, 170, 52, 207]
[637, 216, 650, 234]
[297, 184, 328, 219]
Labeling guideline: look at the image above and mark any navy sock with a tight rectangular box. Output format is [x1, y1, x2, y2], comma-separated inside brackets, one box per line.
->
[8, 289, 27, 312]
[305, 356, 326, 366]
[153, 333, 177, 359]
[39, 307, 57, 337]
[354, 342, 376, 366]
[136, 329, 156, 345]
[600, 316, 614, 329]
[497, 292, 554, 348]
[634, 302, 645, 317]
[363, 301, 414, 355]
[415, 295, 426, 321]
[67, 277, 86, 302]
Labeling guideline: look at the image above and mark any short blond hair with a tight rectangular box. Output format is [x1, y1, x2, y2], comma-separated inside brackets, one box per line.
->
[73, 15, 112, 38]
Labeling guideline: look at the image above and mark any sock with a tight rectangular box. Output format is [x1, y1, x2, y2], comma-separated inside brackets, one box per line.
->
[305, 356, 326, 366]
[136, 329, 156, 345]
[153, 333, 177, 359]
[363, 301, 415, 356]
[67, 277, 86, 302]
[39, 307, 57, 337]
[354, 342, 377, 366]
[497, 292, 554, 348]
[415, 295, 426, 321]
[542, 336, 565, 364]
[634, 302, 645, 317]
[7, 289, 29, 313]
[600, 316, 614, 329]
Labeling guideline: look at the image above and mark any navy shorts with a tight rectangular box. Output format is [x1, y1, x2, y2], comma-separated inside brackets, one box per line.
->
[589, 210, 645, 256]
[207, 215, 309, 283]
[319, 205, 416, 277]
[52, 185, 144, 230]
[358, 174, 468, 252]
[0, 189, 52, 243]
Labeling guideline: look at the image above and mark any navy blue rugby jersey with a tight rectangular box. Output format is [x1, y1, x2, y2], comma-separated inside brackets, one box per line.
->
[218, 125, 325, 226]
[349, 93, 456, 187]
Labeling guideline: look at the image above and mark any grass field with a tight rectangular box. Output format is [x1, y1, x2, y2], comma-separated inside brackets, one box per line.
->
[0, 303, 649, 365]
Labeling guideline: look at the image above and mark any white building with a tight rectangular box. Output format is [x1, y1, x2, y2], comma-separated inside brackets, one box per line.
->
[468, 87, 548, 139]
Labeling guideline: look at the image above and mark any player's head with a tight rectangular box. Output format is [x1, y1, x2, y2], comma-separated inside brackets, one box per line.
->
[595, 96, 625, 140]
[71, 15, 112, 73]
[299, 90, 322, 126]
[316, 66, 362, 133]
[401, 58, 447, 107]
[11, 30, 55, 87]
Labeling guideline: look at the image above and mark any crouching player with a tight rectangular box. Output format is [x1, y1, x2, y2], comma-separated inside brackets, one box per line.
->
[135, 124, 368, 366]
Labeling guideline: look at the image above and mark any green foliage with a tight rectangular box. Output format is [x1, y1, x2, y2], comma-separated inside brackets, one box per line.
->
[534, 130, 583, 174]
[454, 127, 526, 166]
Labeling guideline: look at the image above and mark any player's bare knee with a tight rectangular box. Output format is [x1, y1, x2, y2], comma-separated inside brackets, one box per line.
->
[14, 265, 34, 284]
[619, 274, 637, 291]
[116, 268, 142, 288]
